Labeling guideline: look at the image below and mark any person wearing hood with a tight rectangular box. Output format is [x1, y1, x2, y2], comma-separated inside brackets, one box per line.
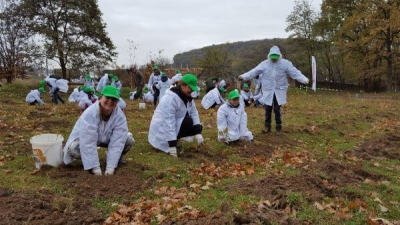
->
[96, 73, 114, 93]
[26, 87, 46, 105]
[217, 90, 253, 144]
[63, 85, 134, 175]
[147, 65, 162, 105]
[156, 72, 172, 100]
[238, 45, 309, 133]
[171, 70, 182, 85]
[201, 85, 226, 109]
[148, 74, 204, 157]
[84, 75, 95, 88]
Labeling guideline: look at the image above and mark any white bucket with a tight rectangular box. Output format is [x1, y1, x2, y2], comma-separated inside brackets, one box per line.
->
[139, 103, 146, 109]
[30, 134, 64, 169]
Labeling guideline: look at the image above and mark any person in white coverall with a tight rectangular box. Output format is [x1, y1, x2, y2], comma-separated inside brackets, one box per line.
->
[96, 73, 114, 93]
[156, 72, 172, 100]
[238, 45, 309, 133]
[201, 85, 226, 109]
[148, 74, 204, 157]
[147, 65, 162, 105]
[217, 90, 253, 144]
[45, 76, 68, 104]
[63, 85, 135, 175]
[26, 87, 46, 105]
[68, 86, 82, 102]
[171, 70, 182, 85]
[84, 75, 95, 88]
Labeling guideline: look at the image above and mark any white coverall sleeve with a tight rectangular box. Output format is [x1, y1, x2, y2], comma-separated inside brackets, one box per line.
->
[106, 116, 128, 169]
[79, 117, 101, 170]
[217, 106, 228, 140]
[286, 61, 309, 84]
[240, 62, 265, 81]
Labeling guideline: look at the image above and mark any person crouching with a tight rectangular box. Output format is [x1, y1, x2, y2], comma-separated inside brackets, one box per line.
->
[148, 74, 204, 157]
[63, 85, 135, 175]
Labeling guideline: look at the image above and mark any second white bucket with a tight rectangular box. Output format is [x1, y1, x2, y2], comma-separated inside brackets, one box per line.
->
[30, 133, 64, 169]
[139, 102, 146, 109]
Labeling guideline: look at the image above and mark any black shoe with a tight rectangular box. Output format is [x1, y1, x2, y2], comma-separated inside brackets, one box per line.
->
[262, 126, 271, 133]
[118, 157, 127, 165]
[276, 125, 282, 133]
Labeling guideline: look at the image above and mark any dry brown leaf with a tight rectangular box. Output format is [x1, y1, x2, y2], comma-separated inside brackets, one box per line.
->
[314, 202, 325, 211]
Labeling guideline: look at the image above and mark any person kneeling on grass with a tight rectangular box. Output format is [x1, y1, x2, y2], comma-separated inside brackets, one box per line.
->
[63, 85, 135, 175]
[217, 90, 253, 144]
[148, 73, 204, 157]
[26, 87, 46, 105]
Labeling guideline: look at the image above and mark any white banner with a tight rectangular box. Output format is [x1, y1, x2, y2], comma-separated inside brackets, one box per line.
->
[311, 56, 317, 92]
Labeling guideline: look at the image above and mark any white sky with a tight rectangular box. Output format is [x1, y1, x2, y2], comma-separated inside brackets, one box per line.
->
[97, 0, 322, 67]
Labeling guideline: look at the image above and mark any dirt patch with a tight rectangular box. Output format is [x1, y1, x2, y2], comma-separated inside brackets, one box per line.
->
[43, 162, 152, 199]
[230, 159, 387, 210]
[348, 133, 400, 160]
[0, 188, 104, 225]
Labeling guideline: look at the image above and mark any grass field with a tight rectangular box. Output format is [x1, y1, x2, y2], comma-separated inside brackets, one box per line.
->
[0, 80, 399, 225]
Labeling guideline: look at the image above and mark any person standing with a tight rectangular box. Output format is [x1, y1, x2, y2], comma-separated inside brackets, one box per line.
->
[147, 65, 162, 105]
[148, 74, 204, 157]
[63, 85, 134, 175]
[156, 72, 172, 100]
[131, 67, 144, 99]
[84, 75, 95, 88]
[238, 45, 309, 133]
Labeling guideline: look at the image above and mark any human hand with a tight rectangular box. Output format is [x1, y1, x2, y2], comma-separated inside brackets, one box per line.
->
[105, 167, 114, 175]
[303, 78, 310, 85]
[238, 75, 243, 81]
[92, 167, 102, 176]
[168, 147, 178, 157]
[195, 134, 204, 146]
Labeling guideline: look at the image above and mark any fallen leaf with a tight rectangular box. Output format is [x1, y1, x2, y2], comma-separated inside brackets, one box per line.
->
[314, 202, 325, 211]
[379, 204, 388, 213]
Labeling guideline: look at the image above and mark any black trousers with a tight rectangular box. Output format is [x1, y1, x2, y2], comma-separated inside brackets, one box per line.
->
[177, 114, 203, 139]
[264, 94, 281, 127]
[153, 89, 160, 105]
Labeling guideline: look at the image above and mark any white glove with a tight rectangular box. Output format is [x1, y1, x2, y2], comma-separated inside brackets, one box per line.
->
[92, 167, 102, 176]
[303, 78, 310, 84]
[238, 75, 244, 81]
[105, 167, 114, 175]
[195, 134, 204, 146]
[168, 147, 178, 157]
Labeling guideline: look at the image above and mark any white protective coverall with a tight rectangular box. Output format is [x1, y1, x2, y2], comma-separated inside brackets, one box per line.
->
[45, 77, 69, 93]
[68, 87, 81, 102]
[240, 46, 309, 106]
[171, 73, 182, 84]
[156, 78, 172, 100]
[96, 74, 112, 92]
[217, 101, 253, 142]
[147, 73, 162, 94]
[25, 90, 44, 105]
[148, 89, 201, 152]
[63, 102, 129, 170]
[201, 87, 225, 109]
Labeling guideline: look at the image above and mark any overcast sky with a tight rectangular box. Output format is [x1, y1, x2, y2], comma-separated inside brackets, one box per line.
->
[97, 0, 322, 67]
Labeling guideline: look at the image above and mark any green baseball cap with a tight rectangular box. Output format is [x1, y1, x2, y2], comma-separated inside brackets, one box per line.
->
[161, 72, 167, 77]
[243, 83, 249, 88]
[83, 86, 94, 93]
[112, 76, 119, 81]
[38, 87, 46, 93]
[176, 70, 180, 74]
[101, 85, 120, 99]
[86, 75, 91, 80]
[269, 54, 280, 60]
[39, 80, 46, 86]
[228, 90, 240, 100]
[153, 65, 159, 70]
[181, 73, 198, 91]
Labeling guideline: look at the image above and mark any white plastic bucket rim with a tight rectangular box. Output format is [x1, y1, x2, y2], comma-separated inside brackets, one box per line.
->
[139, 103, 146, 109]
[30, 133, 64, 169]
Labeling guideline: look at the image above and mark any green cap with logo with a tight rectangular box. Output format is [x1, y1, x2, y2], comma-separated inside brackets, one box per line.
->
[38, 87, 46, 93]
[181, 73, 198, 91]
[228, 89, 240, 100]
[101, 85, 120, 99]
